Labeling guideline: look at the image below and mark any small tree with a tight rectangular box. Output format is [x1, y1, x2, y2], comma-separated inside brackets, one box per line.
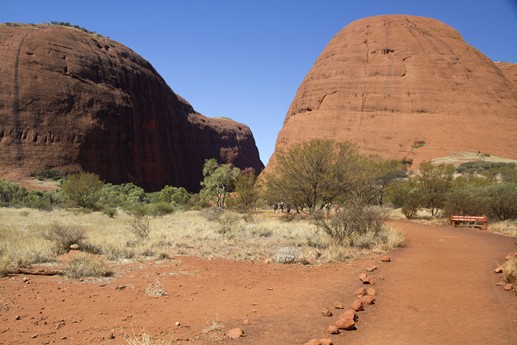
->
[154, 185, 191, 206]
[229, 168, 259, 213]
[416, 162, 455, 216]
[61, 172, 104, 209]
[385, 180, 422, 219]
[200, 159, 240, 208]
[264, 140, 361, 213]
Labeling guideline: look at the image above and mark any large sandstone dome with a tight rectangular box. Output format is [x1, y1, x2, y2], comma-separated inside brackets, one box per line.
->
[272, 15, 517, 168]
[0, 23, 263, 191]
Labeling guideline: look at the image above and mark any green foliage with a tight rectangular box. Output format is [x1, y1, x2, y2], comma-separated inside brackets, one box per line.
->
[99, 183, 148, 210]
[151, 185, 191, 206]
[385, 180, 423, 219]
[200, 159, 240, 208]
[61, 172, 104, 209]
[456, 161, 516, 175]
[47, 21, 99, 35]
[485, 183, 517, 220]
[444, 180, 517, 221]
[228, 168, 259, 213]
[24, 190, 53, 211]
[416, 162, 455, 216]
[352, 156, 406, 205]
[0, 179, 27, 206]
[265, 140, 362, 213]
[36, 169, 64, 181]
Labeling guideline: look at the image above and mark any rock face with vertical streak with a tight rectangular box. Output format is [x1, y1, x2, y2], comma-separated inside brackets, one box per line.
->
[0, 23, 263, 191]
[272, 15, 517, 168]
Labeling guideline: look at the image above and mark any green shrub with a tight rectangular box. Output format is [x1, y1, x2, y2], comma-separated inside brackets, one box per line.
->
[36, 169, 64, 181]
[0, 179, 27, 206]
[99, 183, 148, 210]
[24, 190, 53, 211]
[485, 183, 517, 220]
[61, 172, 104, 209]
[144, 202, 175, 217]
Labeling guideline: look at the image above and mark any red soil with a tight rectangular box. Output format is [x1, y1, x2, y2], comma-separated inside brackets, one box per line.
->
[0, 221, 515, 344]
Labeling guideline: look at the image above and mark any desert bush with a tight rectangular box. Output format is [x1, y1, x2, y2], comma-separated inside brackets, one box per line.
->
[316, 203, 385, 246]
[200, 207, 224, 221]
[61, 172, 104, 209]
[151, 185, 191, 206]
[0, 179, 27, 206]
[42, 223, 87, 254]
[99, 183, 148, 210]
[228, 168, 259, 213]
[274, 246, 300, 263]
[129, 215, 151, 239]
[63, 253, 113, 279]
[485, 183, 517, 220]
[385, 180, 422, 219]
[24, 190, 53, 211]
[443, 186, 488, 218]
[144, 202, 175, 217]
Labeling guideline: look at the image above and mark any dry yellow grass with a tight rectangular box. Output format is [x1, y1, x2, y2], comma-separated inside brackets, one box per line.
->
[0, 207, 405, 267]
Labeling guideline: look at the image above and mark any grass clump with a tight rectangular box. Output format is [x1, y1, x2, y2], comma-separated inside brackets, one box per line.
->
[124, 331, 171, 345]
[502, 258, 517, 284]
[63, 253, 113, 279]
[42, 223, 87, 254]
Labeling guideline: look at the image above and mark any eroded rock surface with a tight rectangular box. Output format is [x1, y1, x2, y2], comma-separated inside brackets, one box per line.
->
[0, 23, 263, 191]
[272, 15, 517, 168]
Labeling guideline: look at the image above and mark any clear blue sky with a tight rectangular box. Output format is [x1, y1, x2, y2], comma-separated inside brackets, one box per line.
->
[2, 1, 516, 165]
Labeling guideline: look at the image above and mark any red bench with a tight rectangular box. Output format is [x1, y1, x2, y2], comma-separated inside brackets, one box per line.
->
[451, 215, 488, 230]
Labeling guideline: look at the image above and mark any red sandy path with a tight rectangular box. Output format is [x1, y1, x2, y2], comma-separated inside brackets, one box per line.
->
[0, 221, 515, 344]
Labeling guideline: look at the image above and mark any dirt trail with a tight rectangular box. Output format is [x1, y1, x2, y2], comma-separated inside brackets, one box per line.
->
[0, 221, 515, 344]
[345, 221, 517, 345]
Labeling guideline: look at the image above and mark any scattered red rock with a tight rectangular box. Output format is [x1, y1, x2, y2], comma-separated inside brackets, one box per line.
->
[381, 256, 391, 263]
[494, 266, 503, 273]
[366, 287, 377, 296]
[339, 309, 358, 322]
[350, 299, 364, 311]
[366, 265, 378, 272]
[335, 317, 355, 330]
[226, 327, 245, 339]
[320, 339, 333, 345]
[360, 295, 376, 305]
[327, 325, 340, 334]
[352, 287, 367, 296]
[321, 307, 333, 317]
[69, 244, 79, 250]
[304, 339, 321, 345]
[359, 273, 371, 284]
[503, 284, 514, 291]
[333, 302, 344, 309]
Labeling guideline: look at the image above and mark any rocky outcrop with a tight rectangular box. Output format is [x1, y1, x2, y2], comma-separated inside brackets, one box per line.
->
[0, 23, 263, 191]
[272, 15, 517, 168]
